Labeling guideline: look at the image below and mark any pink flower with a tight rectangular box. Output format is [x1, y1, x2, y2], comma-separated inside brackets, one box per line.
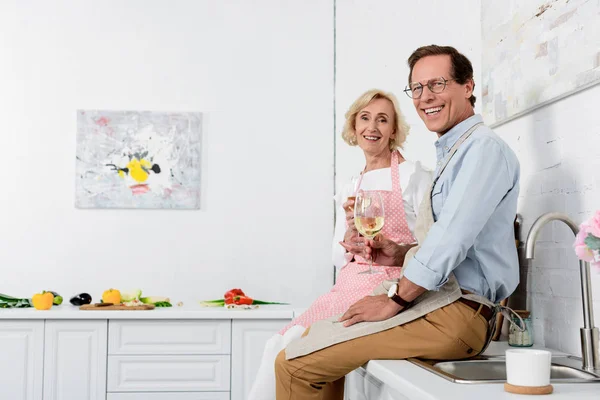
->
[590, 211, 600, 238]
[574, 213, 600, 271]
[575, 244, 595, 262]
[574, 223, 589, 247]
[574, 222, 595, 262]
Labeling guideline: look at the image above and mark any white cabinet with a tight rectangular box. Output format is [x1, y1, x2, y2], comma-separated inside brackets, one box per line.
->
[107, 320, 232, 396]
[107, 393, 229, 400]
[0, 320, 44, 400]
[107, 355, 230, 392]
[230, 319, 289, 400]
[345, 369, 410, 400]
[0, 313, 294, 400]
[43, 320, 107, 400]
[345, 368, 383, 400]
[109, 320, 231, 355]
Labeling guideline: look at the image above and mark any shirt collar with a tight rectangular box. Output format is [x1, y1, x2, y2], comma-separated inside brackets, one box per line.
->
[434, 114, 483, 151]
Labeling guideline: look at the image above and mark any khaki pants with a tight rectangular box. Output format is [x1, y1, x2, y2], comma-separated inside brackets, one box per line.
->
[275, 300, 489, 399]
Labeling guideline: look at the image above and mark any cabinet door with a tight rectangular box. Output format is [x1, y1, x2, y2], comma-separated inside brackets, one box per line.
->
[345, 368, 410, 400]
[0, 320, 44, 400]
[109, 320, 231, 355]
[43, 320, 107, 400]
[230, 319, 290, 400]
[107, 355, 230, 392]
[345, 368, 383, 400]
[108, 393, 229, 400]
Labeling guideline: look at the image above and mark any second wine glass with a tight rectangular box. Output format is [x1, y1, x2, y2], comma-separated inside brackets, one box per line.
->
[354, 190, 385, 275]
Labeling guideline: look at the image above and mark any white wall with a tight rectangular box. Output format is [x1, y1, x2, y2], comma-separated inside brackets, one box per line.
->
[496, 84, 600, 356]
[335, 0, 482, 185]
[0, 0, 334, 307]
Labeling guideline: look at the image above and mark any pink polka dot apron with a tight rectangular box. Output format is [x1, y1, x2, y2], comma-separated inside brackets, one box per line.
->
[280, 151, 414, 334]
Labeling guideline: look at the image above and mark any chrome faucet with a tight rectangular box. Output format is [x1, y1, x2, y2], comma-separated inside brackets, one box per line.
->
[525, 212, 600, 372]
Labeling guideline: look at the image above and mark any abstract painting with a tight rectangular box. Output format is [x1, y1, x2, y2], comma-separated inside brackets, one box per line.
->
[482, 0, 600, 127]
[76, 110, 202, 209]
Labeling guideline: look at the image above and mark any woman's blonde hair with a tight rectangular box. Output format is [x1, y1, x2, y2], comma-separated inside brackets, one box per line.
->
[341, 89, 409, 150]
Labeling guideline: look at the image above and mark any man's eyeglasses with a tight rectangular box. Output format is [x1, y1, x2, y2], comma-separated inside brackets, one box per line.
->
[403, 77, 456, 99]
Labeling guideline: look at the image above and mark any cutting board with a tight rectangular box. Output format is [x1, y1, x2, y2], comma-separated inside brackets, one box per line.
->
[79, 303, 155, 310]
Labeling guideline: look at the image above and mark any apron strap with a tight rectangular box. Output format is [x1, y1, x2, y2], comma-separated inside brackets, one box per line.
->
[390, 150, 401, 193]
[461, 292, 525, 356]
[431, 122, 483, 194]
[354, 150, 402, 195]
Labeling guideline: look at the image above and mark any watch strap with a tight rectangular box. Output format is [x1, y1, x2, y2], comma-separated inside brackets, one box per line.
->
[390, 293, 413, 309]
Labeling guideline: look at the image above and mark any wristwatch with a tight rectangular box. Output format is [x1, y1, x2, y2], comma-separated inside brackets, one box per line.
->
[387, 283, 413, 309]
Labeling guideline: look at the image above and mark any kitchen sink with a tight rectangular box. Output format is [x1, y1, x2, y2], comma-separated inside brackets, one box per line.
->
[408, 355, 600, 384]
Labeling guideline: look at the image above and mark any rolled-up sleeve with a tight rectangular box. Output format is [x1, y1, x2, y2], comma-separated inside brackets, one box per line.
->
[403, 139, 514, 290]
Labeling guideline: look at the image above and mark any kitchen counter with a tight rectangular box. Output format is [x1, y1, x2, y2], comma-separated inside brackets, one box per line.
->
[4, 307, 598, 398]
[0, 304, 297, 319]
[362, 342, 600, 399]
[0, 304, 296, 400]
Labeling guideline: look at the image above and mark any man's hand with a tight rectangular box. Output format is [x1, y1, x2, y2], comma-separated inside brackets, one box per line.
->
[338, 295, 402, 327]
[364, 235, 416, 266]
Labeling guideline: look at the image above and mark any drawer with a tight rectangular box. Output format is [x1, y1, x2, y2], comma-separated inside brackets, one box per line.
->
[107, 355, 230, 392]
[109, 320, 231, 355]
[108, 393, 229, 400]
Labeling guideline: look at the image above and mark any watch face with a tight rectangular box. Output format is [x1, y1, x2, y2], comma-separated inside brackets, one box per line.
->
[387, 284, 398, 298]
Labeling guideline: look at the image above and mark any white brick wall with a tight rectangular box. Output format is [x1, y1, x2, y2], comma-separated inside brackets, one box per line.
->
[494, 84, 600, 356]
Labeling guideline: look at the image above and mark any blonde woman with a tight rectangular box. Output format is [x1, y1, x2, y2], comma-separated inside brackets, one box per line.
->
[248, 89, 432, 400]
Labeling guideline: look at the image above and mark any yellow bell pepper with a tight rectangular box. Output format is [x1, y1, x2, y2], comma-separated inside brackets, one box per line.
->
[102, 289, 121, 305]
[32, 291, 54, 310]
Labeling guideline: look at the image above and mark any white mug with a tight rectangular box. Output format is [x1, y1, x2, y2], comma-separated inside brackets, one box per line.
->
[505, 349, 552, 387]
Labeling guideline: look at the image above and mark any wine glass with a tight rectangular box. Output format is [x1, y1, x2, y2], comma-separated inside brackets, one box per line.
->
[354, 190, 385, 275]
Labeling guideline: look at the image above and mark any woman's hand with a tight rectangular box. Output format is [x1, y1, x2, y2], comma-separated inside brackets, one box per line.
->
[340, 229, 367, 257]
[339, 199, 366, 256]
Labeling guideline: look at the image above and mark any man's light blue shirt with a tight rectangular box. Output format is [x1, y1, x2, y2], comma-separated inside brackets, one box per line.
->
[403, 114, 520, 302]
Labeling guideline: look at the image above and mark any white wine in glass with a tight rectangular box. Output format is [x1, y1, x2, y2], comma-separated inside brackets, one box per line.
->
[354, 191, 385, 274]
[355, 216, 384, 238]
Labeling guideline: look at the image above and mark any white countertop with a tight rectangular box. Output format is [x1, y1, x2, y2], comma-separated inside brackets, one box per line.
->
[0, 304, 297, 319]
[364, 342, 600, 399]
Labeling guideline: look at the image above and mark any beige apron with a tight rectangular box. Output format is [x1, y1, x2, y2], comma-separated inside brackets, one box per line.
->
[286, 123, 523, 360]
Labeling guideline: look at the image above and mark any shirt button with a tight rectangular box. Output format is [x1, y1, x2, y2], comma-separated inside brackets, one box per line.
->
[444, 146, 449, 151]
[437, 161, 442, 167]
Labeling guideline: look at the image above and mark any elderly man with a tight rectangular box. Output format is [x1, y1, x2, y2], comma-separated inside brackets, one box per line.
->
[275, 45, 520, 399]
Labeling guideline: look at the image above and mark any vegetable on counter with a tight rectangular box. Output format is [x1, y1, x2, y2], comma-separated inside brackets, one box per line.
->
[98, 289, 172, 307]
[140, 296, 172, 307]
[49, 291, 63, 305]
[1, 290, 63, 309]
[200, 288, 288, 307]
[69, 293, 92, 306]
[32, 291, 54, 310]
[120, 289, 143, 306]
[0, 293, 32, 308]
[102, 289, 121, 305]
[120, 289, 142, 303]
